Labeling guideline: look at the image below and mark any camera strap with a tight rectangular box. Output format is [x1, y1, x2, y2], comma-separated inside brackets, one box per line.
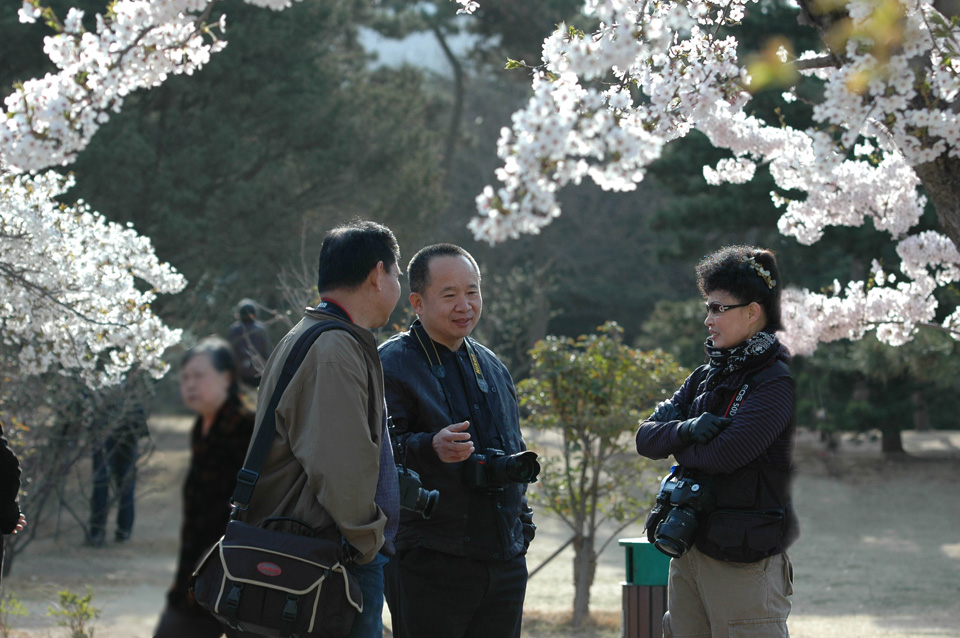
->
[723, 360, 791, 418]
[410, 319, 502, 447]
[462, 339, 489, 393]
[231, 317, 366, 513]
[410, 319, 488, 393]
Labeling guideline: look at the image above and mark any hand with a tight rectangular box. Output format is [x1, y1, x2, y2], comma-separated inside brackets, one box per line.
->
[12, 513, 25, 534]
[432, 421, 475, 463]
[651, 400, 683, 422]
[678, 413, 732, 444]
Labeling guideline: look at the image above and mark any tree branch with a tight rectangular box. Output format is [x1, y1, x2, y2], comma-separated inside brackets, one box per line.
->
[795, 55, 838, 71]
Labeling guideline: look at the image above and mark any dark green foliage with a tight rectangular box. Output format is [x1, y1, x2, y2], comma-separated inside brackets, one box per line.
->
[634, 299, 709, 370]
[795, 329, 960, 446]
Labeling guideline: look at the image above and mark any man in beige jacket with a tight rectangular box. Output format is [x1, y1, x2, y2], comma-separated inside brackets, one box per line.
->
[238, 220, 403, 638]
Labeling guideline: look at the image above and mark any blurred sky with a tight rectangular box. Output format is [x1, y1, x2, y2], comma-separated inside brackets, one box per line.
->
[359, 25, 481, 77]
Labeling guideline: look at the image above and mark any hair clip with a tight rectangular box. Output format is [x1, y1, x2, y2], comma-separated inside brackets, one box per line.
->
[746, 256, 776, 289]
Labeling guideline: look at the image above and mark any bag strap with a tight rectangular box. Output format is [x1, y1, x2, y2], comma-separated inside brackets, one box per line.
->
[231, 319, 355, 512]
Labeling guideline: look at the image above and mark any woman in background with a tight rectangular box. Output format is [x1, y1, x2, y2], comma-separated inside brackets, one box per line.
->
[154, 337, 254, 638]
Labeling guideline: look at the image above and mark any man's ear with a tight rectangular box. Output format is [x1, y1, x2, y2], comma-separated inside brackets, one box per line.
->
[370, 261, 385, 291]
[409, 292, 423, 315]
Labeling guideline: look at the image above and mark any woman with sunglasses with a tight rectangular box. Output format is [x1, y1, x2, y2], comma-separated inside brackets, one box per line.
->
[636, 245, 798, 638]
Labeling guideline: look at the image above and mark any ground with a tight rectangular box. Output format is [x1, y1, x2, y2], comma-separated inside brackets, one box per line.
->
[2, 418, 958, 637]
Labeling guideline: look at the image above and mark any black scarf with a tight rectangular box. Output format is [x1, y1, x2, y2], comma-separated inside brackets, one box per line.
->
[703, 331, 778, 390]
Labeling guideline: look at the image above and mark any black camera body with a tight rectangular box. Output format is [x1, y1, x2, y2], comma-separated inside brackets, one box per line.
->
[397, 466, 439, 519]
[648, 468, 715, 558]
[389, 416, 440, 519]
[462, 448, 540, 491]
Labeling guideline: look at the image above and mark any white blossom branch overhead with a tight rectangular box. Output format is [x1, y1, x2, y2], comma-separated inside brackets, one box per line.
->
[468, 0, 960, 354]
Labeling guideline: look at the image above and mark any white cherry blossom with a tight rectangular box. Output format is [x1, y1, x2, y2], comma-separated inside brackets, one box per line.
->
[1, 0, 289, 385]
[4, 0, 960, 369]
[468, 0, 960, 353]
[1, 169, 186, 387]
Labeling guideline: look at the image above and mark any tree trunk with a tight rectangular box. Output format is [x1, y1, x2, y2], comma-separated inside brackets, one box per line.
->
[571, 534, 597, 628]
[430, 22, 465, 182]
[913, 154, 960, 252]
[912, 391, 930, 432]
[795, 0, 960, 254]
[881, 427, 905, 455]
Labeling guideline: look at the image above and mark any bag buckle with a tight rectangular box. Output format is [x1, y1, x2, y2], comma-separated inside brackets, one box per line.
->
[225, 583, 243, 610]
[223, 583, 243, 629]
[282, 595, 299, 622]
[236, 469, 259, 487]
[231, 469, 260, 511]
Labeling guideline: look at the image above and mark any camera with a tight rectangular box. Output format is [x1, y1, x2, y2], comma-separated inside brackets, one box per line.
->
[649, 468, 714, 558]
[388, 417, 440, 519]
[397, 466, 439, 519]
[462, 448, 540, 491]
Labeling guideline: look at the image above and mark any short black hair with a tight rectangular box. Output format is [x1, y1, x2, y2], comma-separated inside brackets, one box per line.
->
[407, 244, 480, 295]
[696, 245, 784, 332]
[317, 220, 400, 294]
[180, 335, 240, 398]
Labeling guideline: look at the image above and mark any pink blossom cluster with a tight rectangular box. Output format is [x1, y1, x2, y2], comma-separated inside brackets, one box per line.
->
[470, 0, 960, 353]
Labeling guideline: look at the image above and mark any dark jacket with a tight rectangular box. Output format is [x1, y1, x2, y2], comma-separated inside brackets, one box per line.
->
[0, 423, 22, 534]
[169, 394, 254, 614]
[636, 346, 797, 562]
[0, 422, 21, 587]
[228, 319, 272, 385]
[379, 327, 535, 561]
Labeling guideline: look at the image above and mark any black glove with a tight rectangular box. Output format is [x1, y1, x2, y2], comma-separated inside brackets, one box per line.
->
[651, 400, 683, 422]
[678, 413, 732, 444]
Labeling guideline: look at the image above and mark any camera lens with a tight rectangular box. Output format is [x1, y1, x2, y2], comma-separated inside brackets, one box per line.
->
[654, 536, 686, 558]
[416, 487, 439, 519]
[399, 467, 440, 519]
[504, 451, 541, 483]
[654, 506, 698, 558]
[487, 451, 539, 486]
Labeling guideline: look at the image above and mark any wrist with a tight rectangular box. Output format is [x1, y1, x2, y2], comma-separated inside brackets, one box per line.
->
[421, 432, 444, 469]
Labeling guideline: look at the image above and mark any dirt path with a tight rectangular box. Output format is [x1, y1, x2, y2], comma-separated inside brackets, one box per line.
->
[3, 420, 959, 637]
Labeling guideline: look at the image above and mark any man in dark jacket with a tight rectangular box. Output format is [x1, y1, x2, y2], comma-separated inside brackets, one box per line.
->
[379, 244, 536, 638]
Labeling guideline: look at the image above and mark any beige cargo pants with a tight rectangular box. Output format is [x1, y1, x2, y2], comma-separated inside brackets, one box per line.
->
[662, 546, 793, 638]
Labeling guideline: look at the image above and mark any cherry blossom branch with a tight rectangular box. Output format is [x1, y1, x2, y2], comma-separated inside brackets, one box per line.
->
[0, 263, 131, 328]
[795, 54, 837, 70]
[468, 0, 960, 354]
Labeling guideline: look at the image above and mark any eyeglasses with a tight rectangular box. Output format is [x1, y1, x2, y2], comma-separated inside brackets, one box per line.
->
[705, 301, 751, 315]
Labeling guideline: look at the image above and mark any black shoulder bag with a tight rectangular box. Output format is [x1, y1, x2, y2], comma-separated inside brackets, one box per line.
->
[193, 320, 364, 638]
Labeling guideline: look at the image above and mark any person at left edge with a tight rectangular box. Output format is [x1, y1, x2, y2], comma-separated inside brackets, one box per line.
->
[236, 220, 403, 638]
[0, 421, 27, 587]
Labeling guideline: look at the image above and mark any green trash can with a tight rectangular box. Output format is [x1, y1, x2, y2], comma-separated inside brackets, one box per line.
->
[619, 537, 670, 638]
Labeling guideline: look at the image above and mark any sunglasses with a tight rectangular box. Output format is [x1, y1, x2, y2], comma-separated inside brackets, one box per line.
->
[705, 301, 751, 315]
